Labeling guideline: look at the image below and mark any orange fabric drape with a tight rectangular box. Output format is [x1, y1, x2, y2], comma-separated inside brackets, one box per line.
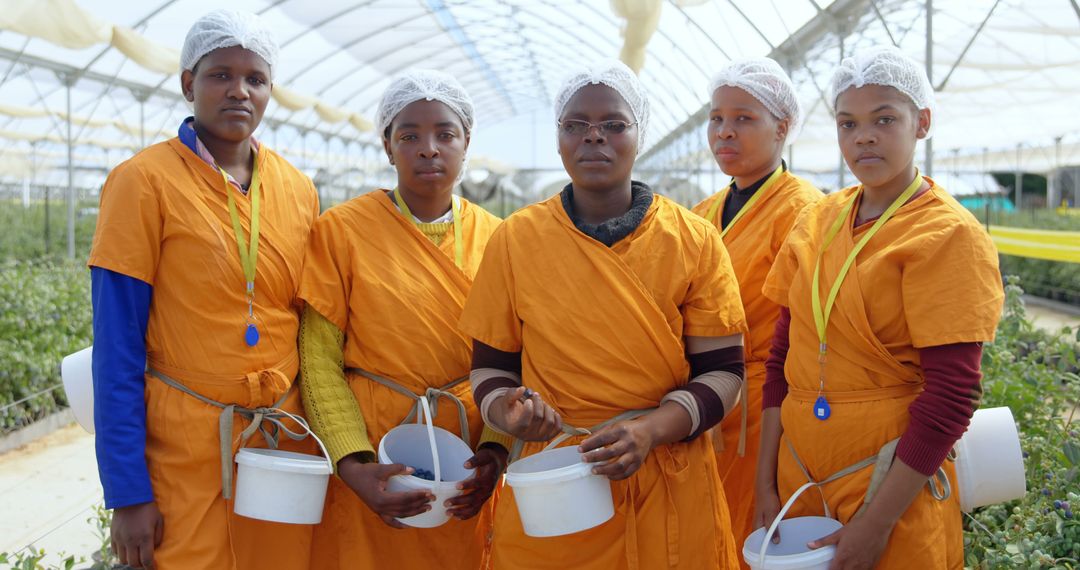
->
[692, 172, 822, 560]
[89, 138, 320, 569]
[761, 179, 1003, 569]
[298, 191, 501, 570]
[459, 194, 747, 569]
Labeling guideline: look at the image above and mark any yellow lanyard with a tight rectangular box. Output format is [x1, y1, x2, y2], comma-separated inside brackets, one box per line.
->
[808, 171, 923, 420]
[704, 164, 784, 238]
[393, 189, 464, 269]
[220, 152, 262, 346]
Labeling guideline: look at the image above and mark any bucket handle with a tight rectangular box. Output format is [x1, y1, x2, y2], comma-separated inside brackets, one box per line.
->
[757, 480, 819, 566]
[270, 407, 335, 473]
[417, 396, 442, 484]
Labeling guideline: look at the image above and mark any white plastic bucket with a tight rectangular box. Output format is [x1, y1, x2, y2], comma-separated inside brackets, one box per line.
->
[377, 398, 474, 528]
[60, 346, 94, 433]
[955, 406, 1026, 512]
[742, 517, 841, 570]
[745, 481, 841, 569]
[504, 445, 615, 537]
[233, 408, 333, 525]
[234, 448, 332, 524]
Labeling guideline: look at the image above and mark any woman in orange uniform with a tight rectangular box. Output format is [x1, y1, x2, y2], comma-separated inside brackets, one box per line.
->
[89, 9, 319, 569]
[754, 46, 1003, 569]
[691, 58, 821, 560]
[460, 60, 748, 569]
[297, 69, 510, 570]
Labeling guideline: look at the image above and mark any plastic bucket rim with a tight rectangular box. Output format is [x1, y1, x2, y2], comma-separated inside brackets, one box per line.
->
[505, 458, 595, 488]
[377, 424, 475, 484]
[742, 516, 841, 568]
[235, 447, 333, 476]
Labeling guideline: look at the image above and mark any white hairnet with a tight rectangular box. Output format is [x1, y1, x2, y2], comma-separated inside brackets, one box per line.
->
[709, 57, 802, 141]
[830, 46, 936, 135]
[553, 59, 650, 150]
[181, 9, 279, 74]
[375, 69, 475, 137]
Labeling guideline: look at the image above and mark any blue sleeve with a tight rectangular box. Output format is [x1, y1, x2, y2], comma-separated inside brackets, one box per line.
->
[91, 267, 154, 509]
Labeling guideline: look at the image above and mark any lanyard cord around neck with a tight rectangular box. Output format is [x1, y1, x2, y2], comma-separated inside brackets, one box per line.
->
[705, 164, 784, 238]
[807, 171, 924, 419]
[220, 151, 262, 346]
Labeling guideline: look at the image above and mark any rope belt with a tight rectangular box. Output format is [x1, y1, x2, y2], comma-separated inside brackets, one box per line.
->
[346, 367, 471, 444]
[149, 369, 311, 500]
[784, 436, 951, 520]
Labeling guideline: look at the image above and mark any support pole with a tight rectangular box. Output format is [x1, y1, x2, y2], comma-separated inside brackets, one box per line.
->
[924, 0, 934, 177]
[838, 34, 846, 190]
[1014, 143, 1022, 210]
[64, 73, 75, 260]
[140, 97, 146, 149]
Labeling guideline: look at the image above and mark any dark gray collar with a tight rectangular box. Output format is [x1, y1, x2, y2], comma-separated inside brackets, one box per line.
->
[560, 181, 654, 247]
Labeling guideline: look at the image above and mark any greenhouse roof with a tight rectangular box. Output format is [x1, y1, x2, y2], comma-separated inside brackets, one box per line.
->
[0, 0, 1078, 187]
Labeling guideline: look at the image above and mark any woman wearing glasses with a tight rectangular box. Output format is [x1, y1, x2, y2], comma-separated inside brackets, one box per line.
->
[459, 60, 747, 569]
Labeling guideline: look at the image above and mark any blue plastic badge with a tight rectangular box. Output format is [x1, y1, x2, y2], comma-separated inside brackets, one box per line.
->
[813, 396, 831, 421]
[245, 323, 260, 347]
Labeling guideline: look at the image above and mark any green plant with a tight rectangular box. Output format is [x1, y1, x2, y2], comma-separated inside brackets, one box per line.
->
[0, 200, 96, 263]
[0, 258, 92, 433]
[963, 276, 1080, 568]
[87, 505, 116, 570]
[0, 549, 78, 570]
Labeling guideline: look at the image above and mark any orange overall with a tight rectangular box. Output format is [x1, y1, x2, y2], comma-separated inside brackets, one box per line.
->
[89, 138, 320, 569]
[460, 194, 748, 569]
[761, 179, 1003, 569]
[692, 171, 821, 558]
[298, 191, 502, 569]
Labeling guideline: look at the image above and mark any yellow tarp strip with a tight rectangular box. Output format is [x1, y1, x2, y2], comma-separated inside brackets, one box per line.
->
[990, 226, 1080, 264]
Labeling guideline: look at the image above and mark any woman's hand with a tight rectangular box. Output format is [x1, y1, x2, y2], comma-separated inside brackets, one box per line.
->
[752, 485, 783, 544]
[809, 513, 894, 569]
[489, 386, 563, 442]
[578, 418, 657, 480]
[111, 501, 164, 569]
[578, 401, 692, 481]
[337, 454, 435, 528]
[445, 444, 509, 520]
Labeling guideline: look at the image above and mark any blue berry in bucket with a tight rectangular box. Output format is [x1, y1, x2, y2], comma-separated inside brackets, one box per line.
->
[411, 467, 435, 481]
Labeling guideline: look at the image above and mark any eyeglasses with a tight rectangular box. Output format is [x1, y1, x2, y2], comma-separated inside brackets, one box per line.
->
[558, 119, 637, 137]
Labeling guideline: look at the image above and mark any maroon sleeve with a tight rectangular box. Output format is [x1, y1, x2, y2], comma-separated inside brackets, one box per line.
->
[762, 306, 791, 409]
[896, 342, 983, 476]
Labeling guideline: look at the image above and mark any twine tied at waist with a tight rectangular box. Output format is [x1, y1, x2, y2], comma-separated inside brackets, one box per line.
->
[784, 436, 951, 521]
[346, 367, 472, 445]
[149, 368, 311, 500]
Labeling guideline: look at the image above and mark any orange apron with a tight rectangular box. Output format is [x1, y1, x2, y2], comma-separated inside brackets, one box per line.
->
[692, 171, 822, 560]
[459, 194, 747, 569]
[298, 191, 502, 570]
[89, 139, 320, 569]
[761, 179, 1003, 569]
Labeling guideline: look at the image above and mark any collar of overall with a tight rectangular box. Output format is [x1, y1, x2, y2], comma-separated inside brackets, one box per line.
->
[705, 164, 784, 238]
[392, 189, 464, 269]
